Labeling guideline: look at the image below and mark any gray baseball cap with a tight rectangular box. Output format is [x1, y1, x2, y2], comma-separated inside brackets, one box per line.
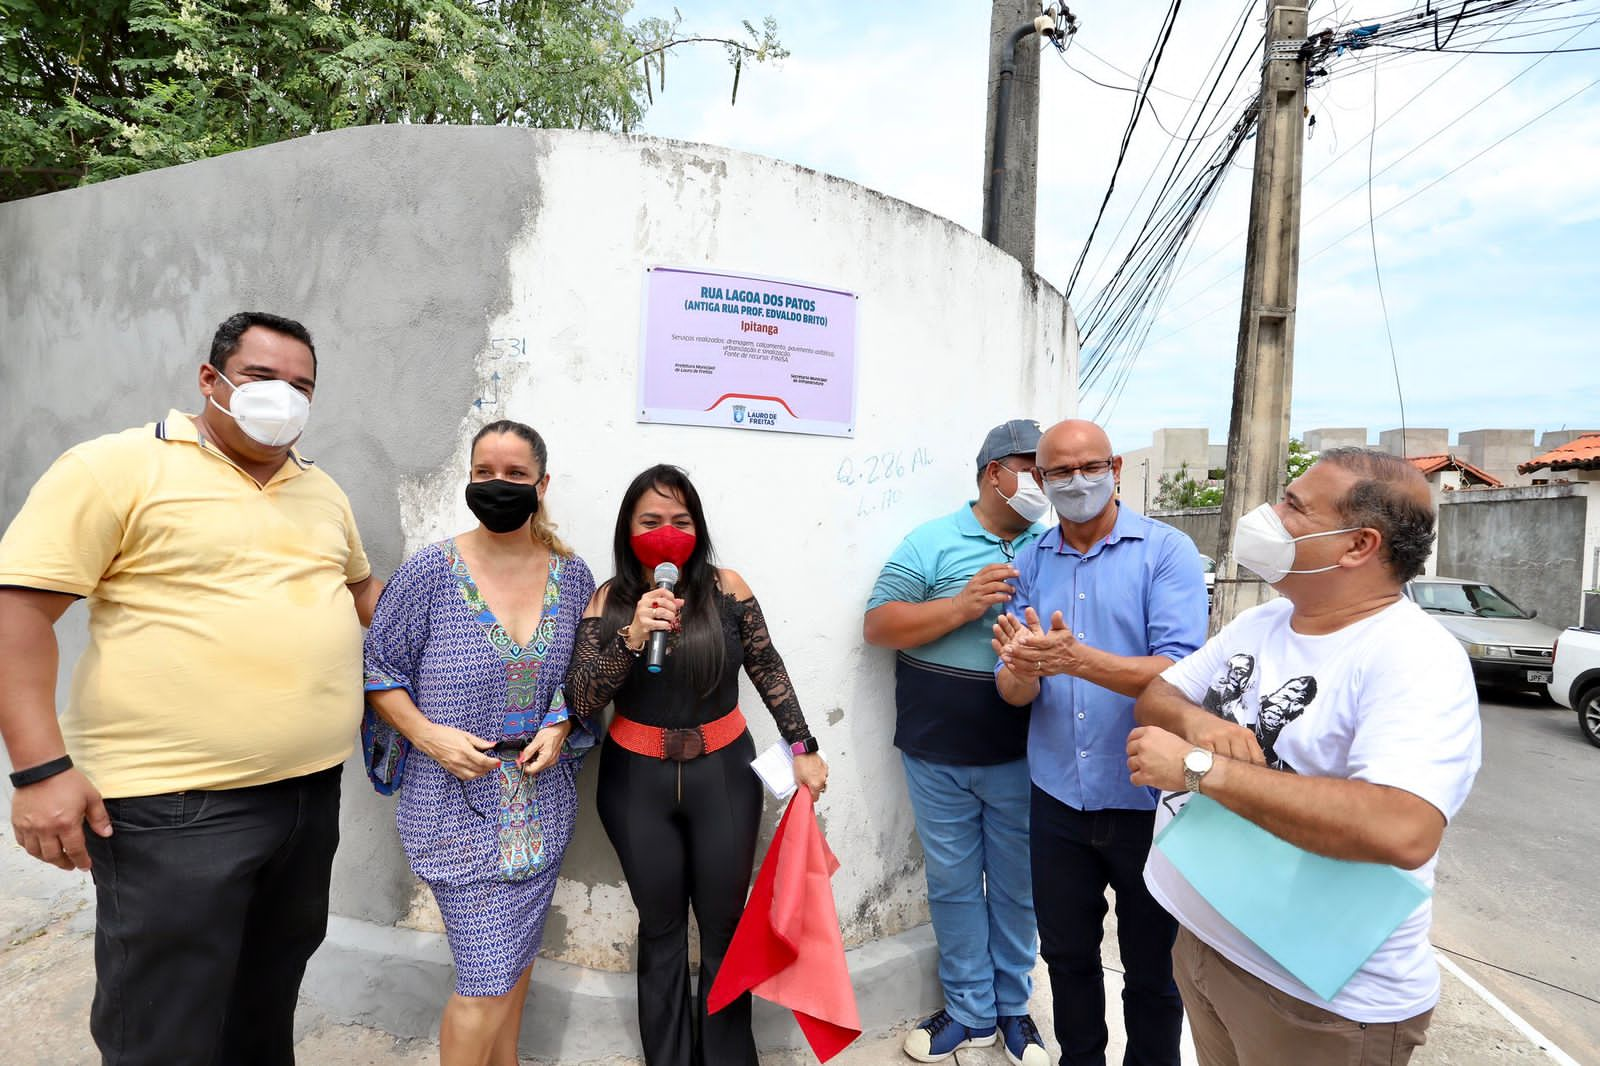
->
[976, 419, 1043, 471]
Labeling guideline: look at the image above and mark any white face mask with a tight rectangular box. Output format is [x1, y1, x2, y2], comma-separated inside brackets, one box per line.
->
[1043, 470, 1116, 525]
[998, 469, 1051, 524]
[209, 372, 311, 447]
[1232, 502, 1359, 584]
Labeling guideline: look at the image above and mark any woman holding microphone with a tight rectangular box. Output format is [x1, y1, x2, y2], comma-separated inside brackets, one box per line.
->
[567, 463, 827, 1066]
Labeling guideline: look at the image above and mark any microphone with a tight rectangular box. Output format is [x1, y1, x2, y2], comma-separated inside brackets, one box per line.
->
[646, 562, 679, 674]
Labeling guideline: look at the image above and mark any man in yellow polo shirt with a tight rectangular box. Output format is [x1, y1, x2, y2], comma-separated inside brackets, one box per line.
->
[0, 311, 381, 1066]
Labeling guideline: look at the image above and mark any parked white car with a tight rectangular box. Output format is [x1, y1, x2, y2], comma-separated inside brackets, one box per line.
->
[1550, 625, 1600, 748]
[1402, 577, 1561, 695]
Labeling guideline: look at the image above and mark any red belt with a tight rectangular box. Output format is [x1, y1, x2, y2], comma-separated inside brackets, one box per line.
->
[609, 706, 747, 761]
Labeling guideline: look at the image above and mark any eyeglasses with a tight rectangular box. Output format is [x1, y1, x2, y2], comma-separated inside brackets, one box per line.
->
[1037, 457, 1114, 482]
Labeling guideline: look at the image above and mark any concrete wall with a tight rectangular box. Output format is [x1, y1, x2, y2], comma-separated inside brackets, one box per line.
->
[1379, 427, 1448, 458]
[0, 125, 1077, 1053]
[1121, 427, 1218, 515]
[1538, 429, 1600, 451]
[1457, 428, 1535, 487]
[1437, 484, 1595, 629]
[1147, 506, 1223, 563]
[1302, 427, 1369, 452]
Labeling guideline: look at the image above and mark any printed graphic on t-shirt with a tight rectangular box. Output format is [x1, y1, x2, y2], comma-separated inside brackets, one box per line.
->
[1201, 652, 1255, 724]
[1200, 654, 1318, 771]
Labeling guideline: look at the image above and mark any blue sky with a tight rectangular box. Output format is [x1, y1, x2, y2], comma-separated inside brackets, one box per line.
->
[628, 1, 1600, 454]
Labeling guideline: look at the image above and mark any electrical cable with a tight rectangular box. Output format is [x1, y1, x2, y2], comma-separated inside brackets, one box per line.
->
[1304, 72, 1600, 262]
[1365, 63, 1408, 456]
[1072, 0, 1258, 306]
[1064, 0, 1185, 300]
[1165, 0, 1585, 295]
[1148, 66, 1600, 351]
[1299, 10, 1599, 254]
[1073, 0, 1600, 419]
[1147, 5, 1599, 343]
[1071, 40, 1213, 104]
[1055, 54, 1209, 141]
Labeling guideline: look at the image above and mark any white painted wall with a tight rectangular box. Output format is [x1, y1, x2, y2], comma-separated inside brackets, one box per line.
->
[389, 132, 1079, 967]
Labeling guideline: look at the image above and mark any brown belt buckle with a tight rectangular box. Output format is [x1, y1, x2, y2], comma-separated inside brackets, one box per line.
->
[662, 727, 705, 762]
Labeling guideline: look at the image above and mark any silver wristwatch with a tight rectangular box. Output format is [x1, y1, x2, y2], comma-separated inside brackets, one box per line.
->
[1183, 748, 1215, 794]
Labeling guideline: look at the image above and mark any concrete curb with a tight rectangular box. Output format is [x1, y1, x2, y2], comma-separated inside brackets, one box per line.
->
[303, 915, 941, 1060]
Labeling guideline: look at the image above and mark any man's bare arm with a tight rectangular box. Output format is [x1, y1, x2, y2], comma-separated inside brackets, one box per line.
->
[0, 588, 74, 768]
[864, 564, 1019, 650]
[863, 600, 969, 650]
[1127, 725, 1443, 869]
[1204, 756, 1443, 869]
[348, 576, 383, 629]
[1136, 676, 1264, 764]
[0, 587, 112, 871]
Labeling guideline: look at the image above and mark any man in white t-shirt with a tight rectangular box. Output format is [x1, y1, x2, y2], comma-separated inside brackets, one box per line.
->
[1124, 448, 1481, 1066]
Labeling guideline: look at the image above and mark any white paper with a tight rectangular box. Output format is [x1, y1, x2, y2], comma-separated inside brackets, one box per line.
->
[750, 741, 799, 801]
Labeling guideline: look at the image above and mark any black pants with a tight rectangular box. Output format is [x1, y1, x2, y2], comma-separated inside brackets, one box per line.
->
[84, 765, 342, 1066]
[597, 732, 762, 1066]
[1030, 786, 1182, 1066]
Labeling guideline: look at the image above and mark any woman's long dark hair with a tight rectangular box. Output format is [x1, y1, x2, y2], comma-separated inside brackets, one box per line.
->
[600, 465, 725, 696]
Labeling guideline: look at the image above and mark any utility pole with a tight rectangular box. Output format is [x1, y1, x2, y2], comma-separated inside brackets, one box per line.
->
[1212, 0, 1309, 630]
[982, 2, 1055, 270]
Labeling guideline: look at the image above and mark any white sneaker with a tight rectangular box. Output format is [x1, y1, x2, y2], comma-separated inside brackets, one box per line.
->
[902, 1009, 998, 1062]
[998, 1013, 1049, 1066]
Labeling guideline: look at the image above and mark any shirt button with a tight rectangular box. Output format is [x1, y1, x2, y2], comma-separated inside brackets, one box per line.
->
[1076, 632, 1086, 639]
[1078, 592, 1086, 599]
[1079, 751, 1087, 758]
[1077, 712, 1085, 720]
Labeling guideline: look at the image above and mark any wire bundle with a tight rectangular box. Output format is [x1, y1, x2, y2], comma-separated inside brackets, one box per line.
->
[1063, 0, 1600, 423]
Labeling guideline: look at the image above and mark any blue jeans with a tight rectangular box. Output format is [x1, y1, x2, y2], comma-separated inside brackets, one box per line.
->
[901, 753, 1037, 1030]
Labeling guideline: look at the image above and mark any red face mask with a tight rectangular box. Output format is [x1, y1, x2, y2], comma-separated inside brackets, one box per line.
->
[631, 526, 696, 571]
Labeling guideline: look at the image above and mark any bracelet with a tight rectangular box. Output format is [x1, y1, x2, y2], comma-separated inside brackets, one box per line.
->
[9, 755, 73, 788]
[617, 626, 645, 656]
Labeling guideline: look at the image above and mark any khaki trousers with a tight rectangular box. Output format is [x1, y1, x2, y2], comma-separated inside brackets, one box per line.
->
[1173, 927, 1433, 1066]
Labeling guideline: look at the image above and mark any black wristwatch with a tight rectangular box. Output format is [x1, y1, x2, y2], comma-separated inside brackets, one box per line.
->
[789, 737, 819, 756]
[9, 755, 74, 788]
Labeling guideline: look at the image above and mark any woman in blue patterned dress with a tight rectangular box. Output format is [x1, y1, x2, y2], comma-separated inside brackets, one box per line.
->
[363, 420, 595, 1066]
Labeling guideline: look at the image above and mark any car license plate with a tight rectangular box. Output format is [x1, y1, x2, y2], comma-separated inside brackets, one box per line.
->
[1527, 670, 1552, 684]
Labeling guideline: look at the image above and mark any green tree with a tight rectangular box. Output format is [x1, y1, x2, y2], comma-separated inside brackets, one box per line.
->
[1153, 462, 1224, 510]
[1285, 437, 1316, 482]
[1168, 437, 1317, 508]
[0, 1, 786, 201]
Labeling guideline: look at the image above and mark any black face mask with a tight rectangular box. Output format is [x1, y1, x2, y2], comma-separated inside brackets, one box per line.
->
[465, 479, 540, 534]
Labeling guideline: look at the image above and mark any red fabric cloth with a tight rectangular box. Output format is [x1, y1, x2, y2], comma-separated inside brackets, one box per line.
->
[707, 789, 862, 1062]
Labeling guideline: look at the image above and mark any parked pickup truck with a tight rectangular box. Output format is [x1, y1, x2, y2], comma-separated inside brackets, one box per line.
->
[1550, 625, 1600, 748]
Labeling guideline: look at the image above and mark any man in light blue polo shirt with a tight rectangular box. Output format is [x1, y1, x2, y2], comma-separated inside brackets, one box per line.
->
[865, 419, 1051, 1065]
[994, 418, 1208, 1066]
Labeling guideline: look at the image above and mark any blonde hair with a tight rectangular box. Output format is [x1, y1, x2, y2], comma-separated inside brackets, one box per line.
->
[471, 420, 573, 557]
[529, 506, 573, 557]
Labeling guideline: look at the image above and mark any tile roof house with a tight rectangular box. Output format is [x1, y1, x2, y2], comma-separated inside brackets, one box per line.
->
[1517, 433, 1600, 480]
[1407, 453, 1503, 491]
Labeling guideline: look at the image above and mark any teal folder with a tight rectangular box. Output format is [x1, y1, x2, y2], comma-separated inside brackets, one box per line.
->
[1154, 794, 1430, 1002]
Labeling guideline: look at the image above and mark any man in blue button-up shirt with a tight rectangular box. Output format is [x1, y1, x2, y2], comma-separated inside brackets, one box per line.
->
[994, 418, 1207, 1066]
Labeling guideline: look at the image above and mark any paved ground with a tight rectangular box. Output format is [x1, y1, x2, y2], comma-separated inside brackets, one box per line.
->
[1, 694, 1585, 1064]
[1431, 688, 1600, 1062]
